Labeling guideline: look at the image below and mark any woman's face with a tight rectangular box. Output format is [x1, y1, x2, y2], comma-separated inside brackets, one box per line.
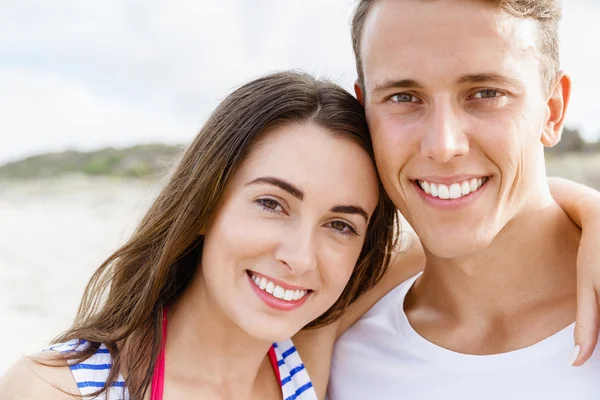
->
[199, 122, 380, 342]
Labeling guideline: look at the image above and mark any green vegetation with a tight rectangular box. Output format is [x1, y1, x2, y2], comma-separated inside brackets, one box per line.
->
[0, 144, 183, 180]
[546, 127, 600, 155]
[1, 132, 598, 189]
[545, 153, 600, 190]
[544, 128, 600, 189]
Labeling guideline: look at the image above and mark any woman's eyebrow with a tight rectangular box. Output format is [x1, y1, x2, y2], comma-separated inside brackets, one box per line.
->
[245, 176, 304, 200]
[246, 177, 368, 221]
[331, 205, 369, 223]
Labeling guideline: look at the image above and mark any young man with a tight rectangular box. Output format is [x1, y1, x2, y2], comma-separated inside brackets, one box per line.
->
[329, 0, 600, 398]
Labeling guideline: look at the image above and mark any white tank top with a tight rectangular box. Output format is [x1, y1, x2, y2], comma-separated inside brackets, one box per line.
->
[328, 273, 600, 400]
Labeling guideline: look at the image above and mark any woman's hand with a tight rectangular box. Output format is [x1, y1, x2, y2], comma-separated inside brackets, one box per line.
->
[572, 217, 600, 366]
[549, 177, 600, 366]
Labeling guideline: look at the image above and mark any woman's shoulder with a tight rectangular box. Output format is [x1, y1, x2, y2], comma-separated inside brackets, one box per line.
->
[0, 351, 78, 400]
[0, 340, 127, 400]
[52, 340, 127, 399]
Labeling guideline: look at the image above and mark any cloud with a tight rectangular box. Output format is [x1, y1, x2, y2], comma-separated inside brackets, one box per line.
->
[0, 0, 360, 163]
[560, 2, 600, 140]
[0, 0, 598, 163]
[0, 66, 194, 162]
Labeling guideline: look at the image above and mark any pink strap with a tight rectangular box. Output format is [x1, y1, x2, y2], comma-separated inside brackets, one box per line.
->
[150, 308, 168, 400]
[268, 346, 281, 384]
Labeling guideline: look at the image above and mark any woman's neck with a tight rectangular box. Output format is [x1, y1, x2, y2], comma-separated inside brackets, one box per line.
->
[164, 275, 276, 398]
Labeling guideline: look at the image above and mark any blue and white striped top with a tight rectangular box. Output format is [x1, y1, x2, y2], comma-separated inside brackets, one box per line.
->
[47, 338, 317, 400]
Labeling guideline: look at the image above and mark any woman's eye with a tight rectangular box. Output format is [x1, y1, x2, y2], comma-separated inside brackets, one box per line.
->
[256, 198, 283, 213]
[472, 89, 501, 99]
[390, 93, 420, 103]
[328, 220, 358, 236]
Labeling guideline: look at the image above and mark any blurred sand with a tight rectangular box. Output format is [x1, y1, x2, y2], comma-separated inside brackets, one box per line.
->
[0, 176, 161, 374]
[0, 175, 415, 375]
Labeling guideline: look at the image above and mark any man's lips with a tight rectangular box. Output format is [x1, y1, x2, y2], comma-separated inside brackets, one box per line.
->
[414, 176, 489, 200]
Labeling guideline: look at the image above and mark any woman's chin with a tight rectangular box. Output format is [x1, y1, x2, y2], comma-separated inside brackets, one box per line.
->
[236, 314, 310, 343]
[247, 323, 305, 343]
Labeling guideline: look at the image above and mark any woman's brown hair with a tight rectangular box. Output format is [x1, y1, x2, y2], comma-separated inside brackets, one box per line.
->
[46, 71, 399, 398]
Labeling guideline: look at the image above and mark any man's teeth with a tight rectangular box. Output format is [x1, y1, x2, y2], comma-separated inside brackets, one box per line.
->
[251, 274, 308, 302]
[418, 177, 487, 200]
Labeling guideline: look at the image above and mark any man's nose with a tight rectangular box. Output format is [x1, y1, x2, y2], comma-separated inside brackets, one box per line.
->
[420, 102, 469, 163]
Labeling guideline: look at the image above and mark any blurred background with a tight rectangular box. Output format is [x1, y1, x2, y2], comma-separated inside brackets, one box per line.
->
[0, 0, 599, 374]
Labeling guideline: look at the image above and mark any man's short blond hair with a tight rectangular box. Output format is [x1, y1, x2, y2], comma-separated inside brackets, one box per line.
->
[351, 0, 562, 92]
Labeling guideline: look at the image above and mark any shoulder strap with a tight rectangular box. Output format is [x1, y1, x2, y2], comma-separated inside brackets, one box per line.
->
[150, 307, 168, 400]
[47, 339, 128, 399]
[268, 345, 282, 384]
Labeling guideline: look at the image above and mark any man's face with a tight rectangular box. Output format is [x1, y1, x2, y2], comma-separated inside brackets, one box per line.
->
[359, 0, 566, 258]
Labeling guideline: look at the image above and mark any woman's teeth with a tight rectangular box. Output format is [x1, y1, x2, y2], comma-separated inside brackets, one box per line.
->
[418, 177, 488, 200]
[251, 274, 308, 302]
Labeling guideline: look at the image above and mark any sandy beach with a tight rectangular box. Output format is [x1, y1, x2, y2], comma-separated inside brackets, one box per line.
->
[0, 174, 417, 376]
[0, 177, 161, 374]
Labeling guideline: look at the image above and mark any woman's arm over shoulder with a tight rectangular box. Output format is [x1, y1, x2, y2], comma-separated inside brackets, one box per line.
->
[336, 231, 425, 338]
[0, 352, 79, 400]
[548, 177, 599, 228]
[548, 177, 600, 366]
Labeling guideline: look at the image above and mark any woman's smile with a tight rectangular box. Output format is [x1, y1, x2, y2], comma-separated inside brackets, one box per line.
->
[247, 270, 312, 311]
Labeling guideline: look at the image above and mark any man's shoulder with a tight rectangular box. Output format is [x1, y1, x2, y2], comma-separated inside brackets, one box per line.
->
[360, 270, 419, 319]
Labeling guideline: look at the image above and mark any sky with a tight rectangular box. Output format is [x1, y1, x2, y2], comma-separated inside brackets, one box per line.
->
[1, 0, 599, 164]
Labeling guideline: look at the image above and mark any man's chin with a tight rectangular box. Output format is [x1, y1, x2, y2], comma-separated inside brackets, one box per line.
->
[420, 232, 495, 261]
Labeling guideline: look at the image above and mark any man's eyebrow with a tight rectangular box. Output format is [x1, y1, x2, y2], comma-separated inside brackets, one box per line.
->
[372, 79, 423, 94]
[457, 73, 521, 87]
[244, 176, 304, 200]
[330, 205, 369, 223]
[373, 74, 521, 94]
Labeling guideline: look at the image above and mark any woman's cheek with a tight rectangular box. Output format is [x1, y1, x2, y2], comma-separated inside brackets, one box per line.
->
[320, 249, 360, 303]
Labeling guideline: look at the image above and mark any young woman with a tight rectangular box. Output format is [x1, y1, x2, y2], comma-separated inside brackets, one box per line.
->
[0, 71, 399, 400]
[2, 71, 600, 400]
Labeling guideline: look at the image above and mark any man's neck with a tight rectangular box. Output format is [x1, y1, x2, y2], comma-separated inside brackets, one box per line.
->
[405, 201, 581, 355]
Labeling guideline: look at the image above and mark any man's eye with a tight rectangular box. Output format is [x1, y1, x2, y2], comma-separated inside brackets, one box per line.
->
[390, 93, 420, 103]
[472, 90, 500, 99]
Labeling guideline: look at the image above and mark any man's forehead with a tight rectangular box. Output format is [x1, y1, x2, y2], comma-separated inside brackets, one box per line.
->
[360, 0, 540, 88]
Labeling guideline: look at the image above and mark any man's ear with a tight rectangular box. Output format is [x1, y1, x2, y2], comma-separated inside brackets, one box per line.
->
[354, 81, 365, 105]
[541, 72, 572, 147]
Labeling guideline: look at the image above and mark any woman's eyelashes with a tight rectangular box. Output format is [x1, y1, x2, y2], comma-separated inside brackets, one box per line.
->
[326, 220, 359, 237]
[255, 197, 286, 214]
[254, 197, 360, 237]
